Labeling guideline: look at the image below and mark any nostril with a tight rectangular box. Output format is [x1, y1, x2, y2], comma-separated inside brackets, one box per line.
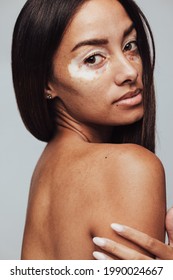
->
[113, 55, 139, 86]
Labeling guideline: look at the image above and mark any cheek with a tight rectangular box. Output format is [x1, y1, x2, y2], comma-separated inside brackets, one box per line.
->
[136, 56, 143, 78]
[66, 80, 106, 106]
[56, 76, 108, 123]
[57, 76, 109, 123]
[55, 71, 104, 108]
[68, 62, 97, 81]
[66, 61, 110, 106]
[128, 54, 143, 75]
[68, 57, 109, 81]
[53, 56, 110, 108]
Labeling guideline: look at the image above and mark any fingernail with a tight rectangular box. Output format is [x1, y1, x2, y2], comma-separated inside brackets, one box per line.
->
[111, 223, 124, 232]
[93, 237, 106, 247]
[93, 251, 108, 260]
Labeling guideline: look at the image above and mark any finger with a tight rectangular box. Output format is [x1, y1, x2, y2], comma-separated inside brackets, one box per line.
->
[93, 251, 114, 260]
[166, 207, 173, 247]
[93, 237, 152, 260]
[111, 223, 173, 260]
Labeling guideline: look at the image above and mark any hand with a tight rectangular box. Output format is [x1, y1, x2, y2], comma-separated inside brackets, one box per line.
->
[93, 208, 173, 260]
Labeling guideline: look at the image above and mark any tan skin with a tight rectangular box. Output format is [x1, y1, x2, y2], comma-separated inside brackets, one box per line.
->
[21, 0, 166, 260]
[93, 208, 173, 260]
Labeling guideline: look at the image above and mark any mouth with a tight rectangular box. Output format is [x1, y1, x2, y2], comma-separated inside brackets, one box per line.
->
[114, 89, 143, 106]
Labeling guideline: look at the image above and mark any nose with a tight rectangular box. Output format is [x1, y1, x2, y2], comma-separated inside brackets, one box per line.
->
[113, 54, 138, 86]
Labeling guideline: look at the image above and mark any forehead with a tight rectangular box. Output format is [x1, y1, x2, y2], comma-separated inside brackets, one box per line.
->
[62, 0, 133, 44]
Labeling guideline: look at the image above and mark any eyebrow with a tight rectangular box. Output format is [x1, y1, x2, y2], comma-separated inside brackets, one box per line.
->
[71, 38, 108, 52]
[71, 23, 135, 52]
[123, 23, 135, 38]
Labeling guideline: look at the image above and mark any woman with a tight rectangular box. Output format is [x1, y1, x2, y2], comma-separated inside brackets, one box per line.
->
[12, 0, 166, 259]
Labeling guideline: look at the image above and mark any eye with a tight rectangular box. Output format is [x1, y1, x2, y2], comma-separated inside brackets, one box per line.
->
[123, 41, 138, 52]
[84, 54, 105, 67]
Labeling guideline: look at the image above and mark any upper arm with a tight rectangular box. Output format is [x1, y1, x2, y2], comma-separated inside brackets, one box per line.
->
[91, 144, 166, 257]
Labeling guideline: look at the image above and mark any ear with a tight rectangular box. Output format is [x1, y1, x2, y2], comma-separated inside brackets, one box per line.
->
[44, 82, 58, 100]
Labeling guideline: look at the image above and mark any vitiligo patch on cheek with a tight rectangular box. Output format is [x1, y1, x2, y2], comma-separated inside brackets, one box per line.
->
[127, 54, 140, 63]
[68, 58, 107, 81]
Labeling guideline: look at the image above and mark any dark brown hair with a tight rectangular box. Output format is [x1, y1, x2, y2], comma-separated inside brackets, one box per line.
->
[12, 0, 156, 152]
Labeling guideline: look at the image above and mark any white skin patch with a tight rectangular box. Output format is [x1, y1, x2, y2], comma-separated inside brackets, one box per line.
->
[68, 57, 108, 81]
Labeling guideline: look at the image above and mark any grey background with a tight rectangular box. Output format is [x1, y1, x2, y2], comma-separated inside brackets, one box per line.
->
[0, 0, 173, 259]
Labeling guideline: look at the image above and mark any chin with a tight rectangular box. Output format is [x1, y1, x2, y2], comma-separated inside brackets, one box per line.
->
[119, 110, 144, 126]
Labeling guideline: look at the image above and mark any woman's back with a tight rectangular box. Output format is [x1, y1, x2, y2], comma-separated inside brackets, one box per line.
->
[21, 131, 166, 259]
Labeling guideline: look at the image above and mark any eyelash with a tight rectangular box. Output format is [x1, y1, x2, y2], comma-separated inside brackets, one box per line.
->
[84, 53, 106, 67]
[83, 40, 138, 67]
[123, 40, 138, 53]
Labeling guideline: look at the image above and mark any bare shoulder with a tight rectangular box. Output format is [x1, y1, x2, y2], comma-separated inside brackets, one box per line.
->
[86, 143, 166, 257]
[98, 143, 164, 171]
[121, 144, 164, 182]
[102, 144, 166, 217]
[84, 143, 165, 192]
[86, 143, 166, 218]
[90, 142, 166, 202]
[117, 144, 165, 174]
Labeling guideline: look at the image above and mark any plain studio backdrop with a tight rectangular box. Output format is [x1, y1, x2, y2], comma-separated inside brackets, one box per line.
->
[0, 0, 173, 260]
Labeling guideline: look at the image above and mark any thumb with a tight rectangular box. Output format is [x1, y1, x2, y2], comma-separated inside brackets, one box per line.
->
[166, 207, 173, 247]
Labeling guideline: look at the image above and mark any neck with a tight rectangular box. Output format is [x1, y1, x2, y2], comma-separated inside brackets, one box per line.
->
[54, 100, 114, 143]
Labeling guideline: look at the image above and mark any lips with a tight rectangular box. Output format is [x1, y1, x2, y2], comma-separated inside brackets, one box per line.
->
[116, 89, 142, 102]
[113, 89, 143, 107]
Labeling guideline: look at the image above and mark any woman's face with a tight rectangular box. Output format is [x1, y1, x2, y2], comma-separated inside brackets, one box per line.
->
[50, 0, 144, 127]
